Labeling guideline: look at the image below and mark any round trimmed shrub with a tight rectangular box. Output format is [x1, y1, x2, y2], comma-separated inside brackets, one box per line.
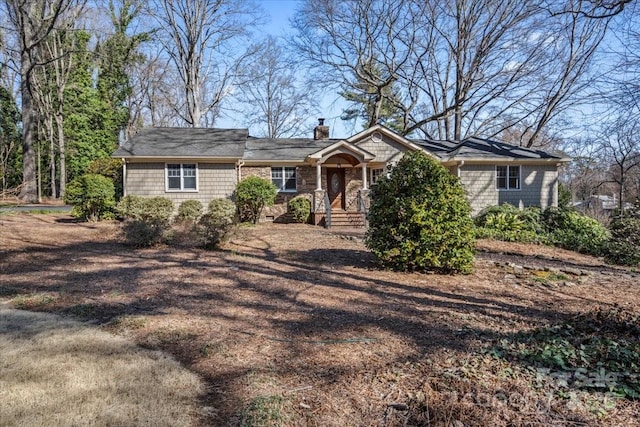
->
[86, 158, 123, 199]
[116, 195, 145, 220]
[365, 151, 475, 274]
[176, 200, 203, 224]
[63, 174, 115, 222]
[287, 196, 311, 223]
[542, 207, 609, 255]
[235, 176, 277, 224]
[120, 197, 174, 247]
[198, 199, 237, 248]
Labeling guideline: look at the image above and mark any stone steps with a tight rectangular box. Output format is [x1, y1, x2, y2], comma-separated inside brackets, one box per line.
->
[328, 211, 366, 228]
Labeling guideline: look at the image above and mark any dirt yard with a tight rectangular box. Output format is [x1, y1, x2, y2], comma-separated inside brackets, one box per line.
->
[1, 213, 639, 426]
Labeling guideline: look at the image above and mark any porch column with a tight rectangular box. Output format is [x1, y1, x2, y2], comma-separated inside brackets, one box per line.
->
[362, 163, 368, 190]
[316, 161, 322, 191]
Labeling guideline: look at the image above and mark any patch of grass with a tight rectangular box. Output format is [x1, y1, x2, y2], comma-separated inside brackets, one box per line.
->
[0, 306, 204, 426]
[239, 395, 289, 427]
[532, 270, 569, 284]
[12, 293, 57, 309]
[107, 315, 148, 331]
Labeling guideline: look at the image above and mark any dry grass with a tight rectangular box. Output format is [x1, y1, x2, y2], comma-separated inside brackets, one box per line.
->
[1, 214, 639, 426]
[0, 304, 204, 427]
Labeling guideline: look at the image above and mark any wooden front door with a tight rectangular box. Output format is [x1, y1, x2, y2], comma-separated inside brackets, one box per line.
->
[326, 168, 345, 209]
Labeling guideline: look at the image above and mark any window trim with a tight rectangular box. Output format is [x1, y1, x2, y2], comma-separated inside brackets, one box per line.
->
[370, 167, 385, 185]
[496, 165, 521, 190]
[271, 166, 297, 193]
[165, 163, 199, 192]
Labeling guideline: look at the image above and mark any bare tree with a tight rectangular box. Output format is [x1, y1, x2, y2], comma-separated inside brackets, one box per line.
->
[600, 116, 640, 210]
[151, 0, 261, 127]
[234, 36, 316, 138]
[2, 0, 85, 202]
[292, 0, 615, 145]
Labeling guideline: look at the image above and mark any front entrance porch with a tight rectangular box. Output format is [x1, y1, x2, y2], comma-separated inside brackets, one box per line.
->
[309, 153, 371, 229]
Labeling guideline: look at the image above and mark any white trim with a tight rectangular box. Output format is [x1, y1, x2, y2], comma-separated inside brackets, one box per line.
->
[271, 166, 297, 193]
[496, 165, 521, 191]
[165, 163, 199, 192]
[306, 140, 375, 162]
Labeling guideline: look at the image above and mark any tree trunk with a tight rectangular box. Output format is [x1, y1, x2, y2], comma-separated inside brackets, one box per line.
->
[18, 65, 38, 203]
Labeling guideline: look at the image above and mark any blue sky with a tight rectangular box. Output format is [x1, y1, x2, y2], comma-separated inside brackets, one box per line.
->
[217, 0, 352, 138]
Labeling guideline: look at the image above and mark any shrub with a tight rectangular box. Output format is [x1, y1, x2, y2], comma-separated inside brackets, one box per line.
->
[175, 200, 203, 224]
[235, 176, 277, 224]
[542, 207, 609, 255]
[115, 195, 146, 220]
[120, 197, 174, 247]
[287, 196, 311, 223]
[604, 216, 640, 266]
[365, 151, 475, 274]
[86, 158, 123, 199]
[63, 174, 115, 221]
[198, 199, 237, 248]
[475, 204, 543, 242]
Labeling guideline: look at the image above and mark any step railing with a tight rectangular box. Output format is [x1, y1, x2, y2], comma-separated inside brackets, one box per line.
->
[324, 192, 331, 228]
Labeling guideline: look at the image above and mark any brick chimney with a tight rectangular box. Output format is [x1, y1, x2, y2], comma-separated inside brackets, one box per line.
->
[314, 118, 330, 140]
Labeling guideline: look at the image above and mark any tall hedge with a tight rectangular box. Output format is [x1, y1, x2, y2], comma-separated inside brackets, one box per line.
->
[365, 151, 475, 274]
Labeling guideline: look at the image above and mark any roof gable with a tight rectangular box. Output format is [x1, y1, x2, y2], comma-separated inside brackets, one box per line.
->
[306, 140, 375, 163]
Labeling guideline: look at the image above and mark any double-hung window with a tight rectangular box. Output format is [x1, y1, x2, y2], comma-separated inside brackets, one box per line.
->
[496, 165, 520, 190]
[166, 163, 197, 191]
[370, 168, 385, 185]
[271, 166, 296, 192]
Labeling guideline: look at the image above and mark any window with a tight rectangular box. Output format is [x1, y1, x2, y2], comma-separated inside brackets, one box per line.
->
[271, 166, 296, 192]
[166, 163, 197, 191]
[496, 165, 520, 190]
[370, 168, 384, 185]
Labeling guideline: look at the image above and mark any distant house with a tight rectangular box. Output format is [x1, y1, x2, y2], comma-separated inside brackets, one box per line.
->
[112, 121, 570, 227]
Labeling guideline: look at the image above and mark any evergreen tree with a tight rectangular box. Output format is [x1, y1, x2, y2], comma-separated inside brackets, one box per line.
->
[64, 30, 116, 181]
[95, 0, 149, 142]
[340, 60, 405, 132]
[0, 85, 22, 192]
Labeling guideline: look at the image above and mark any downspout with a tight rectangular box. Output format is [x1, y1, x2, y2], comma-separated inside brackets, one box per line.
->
[122, 159, 127, 196]
[236, 160, 245, 184]
[457, 160, 464, 178]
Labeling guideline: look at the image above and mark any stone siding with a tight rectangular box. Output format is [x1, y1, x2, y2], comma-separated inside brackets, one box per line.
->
[125, 162, 236, 209]
[241, 165, 315, 222]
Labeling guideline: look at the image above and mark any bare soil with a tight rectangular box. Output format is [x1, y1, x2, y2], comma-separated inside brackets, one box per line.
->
[1, 213, 639, 426]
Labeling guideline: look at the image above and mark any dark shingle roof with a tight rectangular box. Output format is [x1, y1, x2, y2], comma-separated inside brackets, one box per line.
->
[113, 128, 247, 158]
[415, 137, 564, 161]
[242, 137, 335, 161]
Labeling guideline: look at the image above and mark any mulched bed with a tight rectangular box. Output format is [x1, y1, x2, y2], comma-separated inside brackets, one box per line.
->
[1, 214, 638, 426]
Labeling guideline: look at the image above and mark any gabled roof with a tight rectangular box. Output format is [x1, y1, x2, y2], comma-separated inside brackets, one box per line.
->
[243, 137, 335, 162]
[113, 126, 569, 164]
[414, 136, 569, 162]
[306, 140, 375, 163]
[113, 128, 247, 158]
[347, 124, 426, 153]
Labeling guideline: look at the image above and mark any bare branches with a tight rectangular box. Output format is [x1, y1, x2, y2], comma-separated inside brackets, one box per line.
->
[150, 0, 261, 127]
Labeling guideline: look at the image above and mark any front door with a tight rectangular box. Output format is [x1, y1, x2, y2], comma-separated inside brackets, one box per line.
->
[327, 168, 345, 210]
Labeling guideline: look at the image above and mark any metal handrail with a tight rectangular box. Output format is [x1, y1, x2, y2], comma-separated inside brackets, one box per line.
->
[324, 192, 331, 228]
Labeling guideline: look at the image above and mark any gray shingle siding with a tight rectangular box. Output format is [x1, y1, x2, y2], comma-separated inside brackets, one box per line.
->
[459, 163, 558, 215]
[125, 162, 236, 208]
